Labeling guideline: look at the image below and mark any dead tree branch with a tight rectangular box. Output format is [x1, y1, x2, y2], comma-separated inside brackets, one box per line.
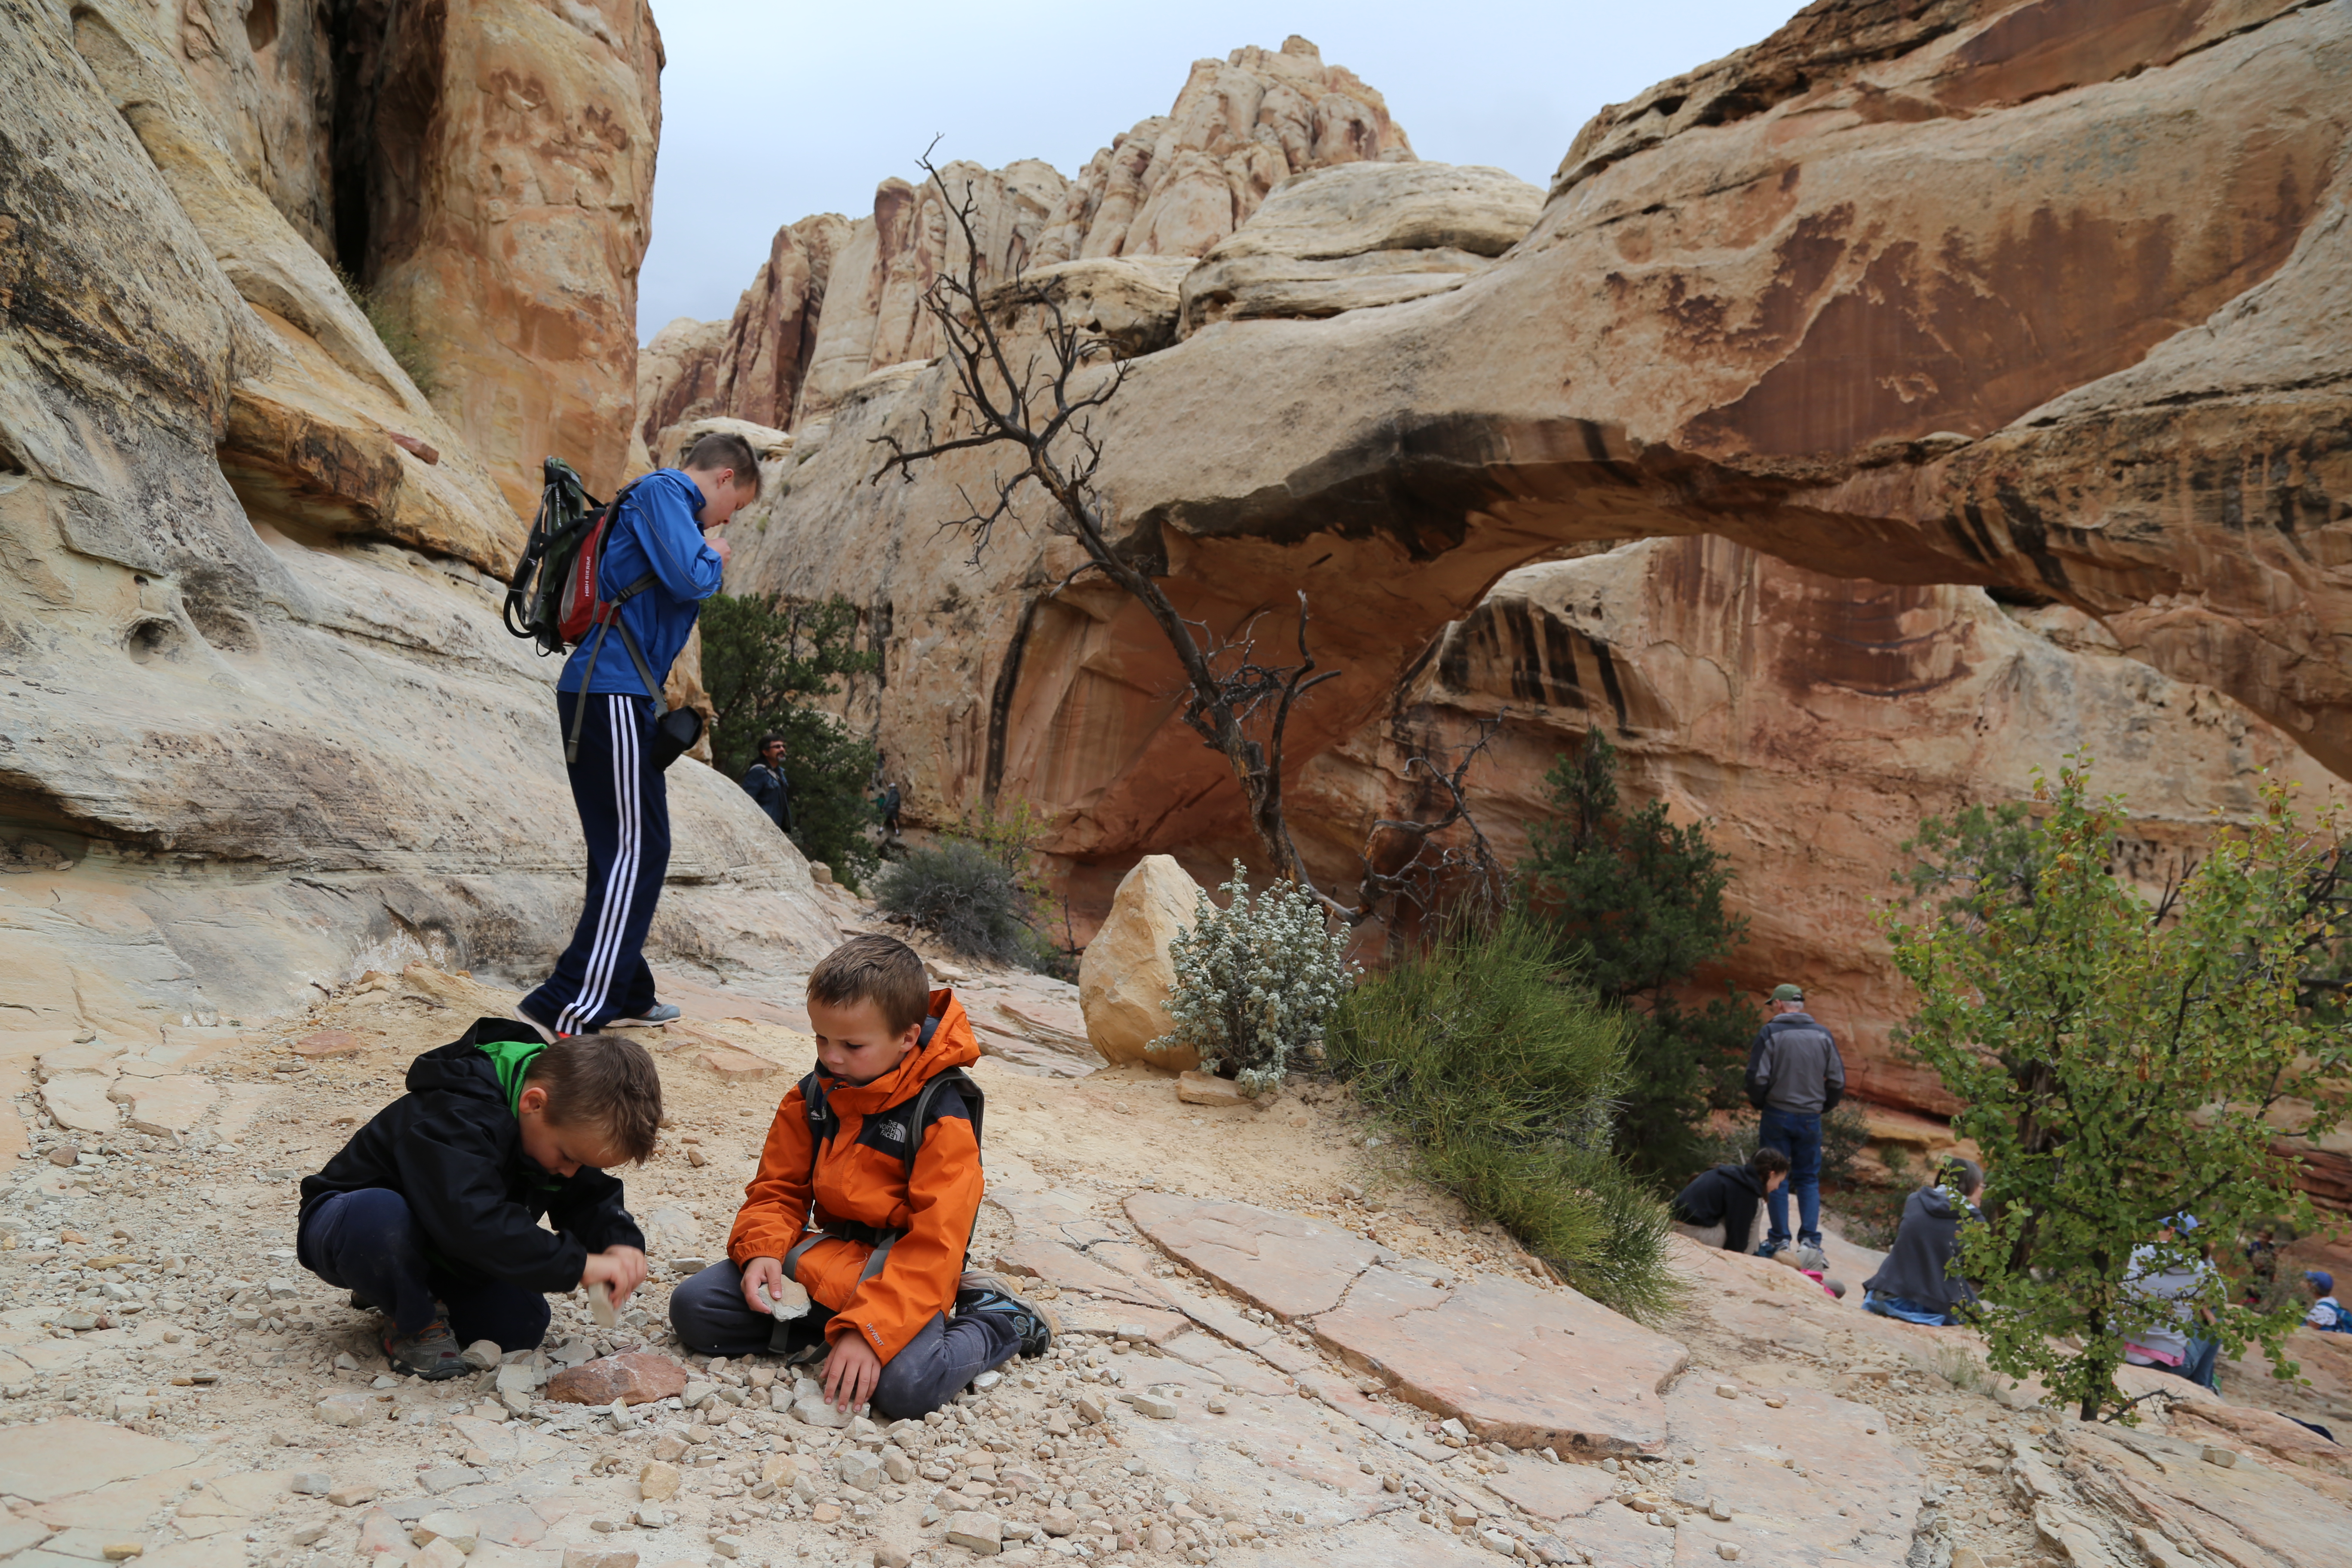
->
[871, 150, 1493, 930]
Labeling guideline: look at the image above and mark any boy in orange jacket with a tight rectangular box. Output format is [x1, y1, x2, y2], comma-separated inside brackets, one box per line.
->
[669, 934, 1053, 1415]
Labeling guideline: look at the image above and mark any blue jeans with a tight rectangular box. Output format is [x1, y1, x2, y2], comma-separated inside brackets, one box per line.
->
[1759, 1107, 1823, 1247]
[298, 1188, 551, 1348]
[669, 1261, 1020, 1420]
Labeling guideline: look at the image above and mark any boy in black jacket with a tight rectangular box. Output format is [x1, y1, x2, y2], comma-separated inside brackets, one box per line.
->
[1672, 1147, 1791, 1252]
[298, 1021, 661, 1379]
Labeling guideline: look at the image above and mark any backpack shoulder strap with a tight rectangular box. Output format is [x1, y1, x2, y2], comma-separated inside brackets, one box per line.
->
[799, 1069, 836, 1188]
[903, 1066, 983, 1176]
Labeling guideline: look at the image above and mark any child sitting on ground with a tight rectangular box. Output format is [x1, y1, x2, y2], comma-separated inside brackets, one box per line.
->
[1671, 1146, 1789, 1253]
[1861, 1157, 1985, 1326]
[298, 1021, 660, 1378]
[670, 934, 1052, 1417]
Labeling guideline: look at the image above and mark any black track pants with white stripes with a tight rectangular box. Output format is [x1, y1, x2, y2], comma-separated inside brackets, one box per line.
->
[522, 692, 670, 1035]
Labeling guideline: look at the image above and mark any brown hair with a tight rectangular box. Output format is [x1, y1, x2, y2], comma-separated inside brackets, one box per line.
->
[1749, 1146, 1792, 1176]
[682, 430, 761, 496]
[526, 1033, 663, 1163]
[807, 934, 931, 1037]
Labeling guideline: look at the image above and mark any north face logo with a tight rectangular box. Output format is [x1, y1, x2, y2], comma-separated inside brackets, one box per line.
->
[876, 1121, 906, 1144]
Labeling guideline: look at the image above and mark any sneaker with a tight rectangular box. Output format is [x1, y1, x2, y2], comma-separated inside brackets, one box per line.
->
[612, 1002, 681, 1027]
[1753, 1240, 1787, 1259]
[347, 1289, 378, 1312]
[1790, 1243, 1830, 1273]
[956, 1271, 1057, 1358]
[380, 1309, 469, 1381]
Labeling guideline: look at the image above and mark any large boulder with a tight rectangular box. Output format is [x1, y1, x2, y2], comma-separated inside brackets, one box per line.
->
[1078, 857, 1204, 1069]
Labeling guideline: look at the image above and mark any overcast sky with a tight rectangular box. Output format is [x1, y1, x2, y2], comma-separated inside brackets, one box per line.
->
[637, 0, 1804, 340]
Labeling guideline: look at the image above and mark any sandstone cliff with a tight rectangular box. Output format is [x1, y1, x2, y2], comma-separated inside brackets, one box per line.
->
[0, 0, 835, 1040]
[724, 0, 2352, 1117]
[643, 35, 1416, 447]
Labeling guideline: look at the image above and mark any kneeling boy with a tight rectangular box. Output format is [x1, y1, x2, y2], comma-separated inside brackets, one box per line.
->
[671, 935, 1051, 1416]
[299, 1022, 660, 1378]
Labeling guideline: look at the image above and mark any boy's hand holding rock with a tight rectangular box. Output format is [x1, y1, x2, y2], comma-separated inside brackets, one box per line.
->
[582, 1245, 648, 1308]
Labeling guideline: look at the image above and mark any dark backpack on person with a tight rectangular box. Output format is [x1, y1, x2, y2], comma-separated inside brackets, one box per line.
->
[501, 456, 704, 769]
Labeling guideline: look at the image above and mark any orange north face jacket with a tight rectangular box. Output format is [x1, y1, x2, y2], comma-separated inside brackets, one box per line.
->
[727, 989, 982, 1363]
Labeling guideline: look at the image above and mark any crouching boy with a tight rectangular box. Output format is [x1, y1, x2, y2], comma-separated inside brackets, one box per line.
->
[298, 1022, 660, 1378]
[670, 935, 1052, 1416]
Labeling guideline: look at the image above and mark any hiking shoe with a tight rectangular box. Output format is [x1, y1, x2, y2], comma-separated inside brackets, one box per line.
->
[380, 1309, 468, 1381]
[347, 1290, 378, 1312]
[956, 1272, 1057, 1358]
[612, 1002, 681, 1027]
[1753, 1240, 1787, 1259]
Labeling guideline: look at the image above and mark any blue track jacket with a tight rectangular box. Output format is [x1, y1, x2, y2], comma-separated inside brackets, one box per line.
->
[557, 468, 726, 698]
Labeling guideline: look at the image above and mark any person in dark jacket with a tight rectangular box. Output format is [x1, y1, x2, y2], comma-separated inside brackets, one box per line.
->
[521, 431, 755, 1040]
[1862, 1158, 1984, 1324]
[1673, 1147, 1791, 1252]
[740, 733, 793, 833]
[1744, 983, 1846, 1259]
[297, 1021, 663, 1379]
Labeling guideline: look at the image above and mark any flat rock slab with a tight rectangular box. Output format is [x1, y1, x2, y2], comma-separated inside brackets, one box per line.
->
[1126, 1192, 1387, 1319]
[695, 1048, 778, 1083]
[39, 1074, 118, 1134]
[1319, 1266, 1687, 1455]
[107, 1073, 217, 1134]
[292, 1029, 362, 1058]
[1656, 1378, 1923, 1565]
[1479, 1458, 1618, 1522]
[0, 1416, 195, 1502]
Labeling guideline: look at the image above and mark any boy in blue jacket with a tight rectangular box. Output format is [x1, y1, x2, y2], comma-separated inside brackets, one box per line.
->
[522, 432, 758, 1039]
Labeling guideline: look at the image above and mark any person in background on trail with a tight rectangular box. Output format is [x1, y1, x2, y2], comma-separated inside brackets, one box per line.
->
[668, 934, 1055, 1417]
[2119, 1214, 2222, 1390]
[741, 733, 793, 834]
[2306, 1270, 2350, 1332]
[1744, 982, 1845, 1265]
[297, 1025, 659, 1378]
[1861, 1157, 1985, 1325]
[2240, 1225, 2279, 1306]
[519, 431, 757, 1041]
[1672, 1146, 1790, 1253]
[879, 780, 903, 839]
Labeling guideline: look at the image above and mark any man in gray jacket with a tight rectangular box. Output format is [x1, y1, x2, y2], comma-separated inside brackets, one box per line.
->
[1745, 983, 1846, 1262]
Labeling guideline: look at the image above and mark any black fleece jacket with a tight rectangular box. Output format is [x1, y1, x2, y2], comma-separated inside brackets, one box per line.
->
[1862, 1185, 1981, 1313]
[1672, 1163, 1770, 1251]
[297, 1018, 645, 1293]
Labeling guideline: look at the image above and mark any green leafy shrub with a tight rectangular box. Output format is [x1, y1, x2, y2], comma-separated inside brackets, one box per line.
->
[1150, 864, 1355, 1096]
[700, 592, 881, 888]
[1326, 915, 1680, 1322]
[875, 841, 1032, 965]
[1887, 760, 2351, 1420]
[1520, 733, 1758, 1184]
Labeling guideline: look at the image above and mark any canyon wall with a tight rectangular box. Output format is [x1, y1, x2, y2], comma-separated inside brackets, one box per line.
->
[0, 0, 835, 1042]
[727, 0, 2352, 1114]
[640, 35, 1417, 448]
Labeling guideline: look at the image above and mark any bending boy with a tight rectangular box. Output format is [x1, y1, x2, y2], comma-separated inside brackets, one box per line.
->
[670, 935, 1052, 1416]
[298, 1022, 660, 1378]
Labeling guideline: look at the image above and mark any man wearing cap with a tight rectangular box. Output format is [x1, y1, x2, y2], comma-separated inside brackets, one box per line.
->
[2120, 1215, 2221, 1389]
[2306, 1270, 2349, 1333]
[1743, 983, 1846, 1262]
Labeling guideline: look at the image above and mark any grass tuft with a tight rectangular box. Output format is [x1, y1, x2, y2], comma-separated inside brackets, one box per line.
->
[1326, 914, 1683, 1323]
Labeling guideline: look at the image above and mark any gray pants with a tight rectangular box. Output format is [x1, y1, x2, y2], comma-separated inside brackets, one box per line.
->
[668, 1260, 1019, 1420]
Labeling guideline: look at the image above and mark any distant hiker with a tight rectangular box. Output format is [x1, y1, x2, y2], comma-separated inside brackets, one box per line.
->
[2119, 1214, 2222, 1390]
[1744, 982, 1845, 1263]
[1861, 1157, 1984, 1325]
[297, 1025, 660, 1378]
[879, 780, 903, 839]
[1672, 1146, 1789, 1253]
[2241, 1225, 2279, 1306]
[2306, 1271, 2350, 1333]
[741, 733, 794, 834]
[519, 432, 757, 1039]
[669, 935, 1054, 1417]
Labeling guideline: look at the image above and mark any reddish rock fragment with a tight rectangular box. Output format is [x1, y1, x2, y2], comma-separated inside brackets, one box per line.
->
[294, 1030, 362, 1058]
[543, 1353, 688, 1407]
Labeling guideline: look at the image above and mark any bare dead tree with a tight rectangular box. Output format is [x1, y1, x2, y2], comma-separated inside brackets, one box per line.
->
[873, 150, 1495, 926]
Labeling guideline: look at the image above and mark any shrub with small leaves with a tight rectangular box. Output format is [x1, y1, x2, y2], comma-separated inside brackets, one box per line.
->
[1149, 863, 1355, 1096]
